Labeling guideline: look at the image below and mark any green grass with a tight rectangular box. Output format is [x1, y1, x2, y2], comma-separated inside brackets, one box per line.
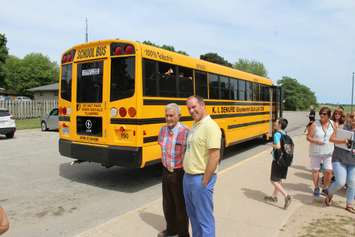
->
[15, 118, 41, 130]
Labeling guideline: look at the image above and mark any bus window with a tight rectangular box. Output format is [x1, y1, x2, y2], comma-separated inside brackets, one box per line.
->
[143, 59, 158, 96]
[253, 83, 260, 101]
[60, 64, 72, 101]
[220, 76, 230, 100]
[261, 85, 270, 101]
[177, 66, 193, 97]
[230, 79, 238, 100]
[246, 81, 253, 101]
[195, 71, 208, 99]
[158, 62, 177, 97]
[77, 61, 103, 103]
[208, 73, 219, 99]
[110, 57, 135, 101]
[238, 79, 246, 101]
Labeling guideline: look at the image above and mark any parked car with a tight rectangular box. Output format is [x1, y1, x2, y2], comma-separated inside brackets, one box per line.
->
[0, 108, 16, 138]
[41, 108, 58, 131]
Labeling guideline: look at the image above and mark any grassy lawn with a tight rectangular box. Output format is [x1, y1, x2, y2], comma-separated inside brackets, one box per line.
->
[15, 118, 41, 130]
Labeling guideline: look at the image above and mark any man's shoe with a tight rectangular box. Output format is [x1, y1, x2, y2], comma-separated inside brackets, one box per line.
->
[157, 230, 178, 237]
[264, 196, 278, 202]
[284, 195, 292, 209]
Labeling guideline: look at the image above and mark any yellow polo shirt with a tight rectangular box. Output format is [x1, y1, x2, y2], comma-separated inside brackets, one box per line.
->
[183, 115, 221, 174]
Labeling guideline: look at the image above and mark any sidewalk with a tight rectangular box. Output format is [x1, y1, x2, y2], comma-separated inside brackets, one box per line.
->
[76, 134, 352, 237]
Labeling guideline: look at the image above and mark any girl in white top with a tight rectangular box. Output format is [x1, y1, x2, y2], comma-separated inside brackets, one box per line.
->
[307, 107, 334, 198]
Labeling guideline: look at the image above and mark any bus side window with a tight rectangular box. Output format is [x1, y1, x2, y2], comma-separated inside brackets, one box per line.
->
[143, 59, 159, 96]
[246, 81, 253, 101]
[195, 71, 208, 99]
[177, 66, 193, 98]
[158, 62, 177, 97]
[208, 73, 219, 99]
[220, 76, 231, 100]
[238, 79, 246, 101]
[253, 83, 260, 101]
[230, 79, 238, 100]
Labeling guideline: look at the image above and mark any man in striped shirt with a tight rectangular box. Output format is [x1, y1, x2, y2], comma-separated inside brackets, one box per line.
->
[158, 103, 190, 237]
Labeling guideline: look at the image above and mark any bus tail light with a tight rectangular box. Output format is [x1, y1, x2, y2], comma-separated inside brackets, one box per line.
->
[143, 130, 147, 136]
[61, 123, 70, 135]
[59, 106, 67, 116]
[128, 107, 136, 117]
[119, 107, 127, 117]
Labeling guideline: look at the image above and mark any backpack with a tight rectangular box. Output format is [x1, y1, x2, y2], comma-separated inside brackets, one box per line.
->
[277, 133, 294, 167]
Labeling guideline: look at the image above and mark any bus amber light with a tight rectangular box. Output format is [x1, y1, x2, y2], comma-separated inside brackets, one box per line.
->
[128, 107, 136, 117]
[119, 107, 127, 117]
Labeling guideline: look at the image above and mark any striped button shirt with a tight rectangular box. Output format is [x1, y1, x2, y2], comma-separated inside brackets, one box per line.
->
[158, 122, 189, 170]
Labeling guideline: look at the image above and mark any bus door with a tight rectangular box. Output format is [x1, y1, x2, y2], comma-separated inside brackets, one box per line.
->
[73, 59, 109, 145]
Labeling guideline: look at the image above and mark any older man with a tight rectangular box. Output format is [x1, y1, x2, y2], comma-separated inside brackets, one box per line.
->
[158, 103, 190, 237]
[183, 96, 221, 237]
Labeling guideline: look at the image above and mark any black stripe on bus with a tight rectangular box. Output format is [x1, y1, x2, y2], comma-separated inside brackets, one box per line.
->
[143, 136, 159, 143]
[228, 120, 270, 129]
[143, 99, 270, 106]
[111, 112, 269, 125]
[144, 120, 270, 143]
[59, 116, 70, 122]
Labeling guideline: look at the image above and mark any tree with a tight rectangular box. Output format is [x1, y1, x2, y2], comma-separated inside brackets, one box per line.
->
[4, 53, 59, 95]
[0, 33, 9, 88]
[200, 53, 233, 68]
[234, 58, 268, 77]
[142, 41, 188, 55]
[277, 76, 317, 111]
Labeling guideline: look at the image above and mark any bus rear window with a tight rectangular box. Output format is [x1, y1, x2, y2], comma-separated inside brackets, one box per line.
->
[77, 61, 103, 103]
[110, 57, 135, 101]
[61, 64, 72, 101]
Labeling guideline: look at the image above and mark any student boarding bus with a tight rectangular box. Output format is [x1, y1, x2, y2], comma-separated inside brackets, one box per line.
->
[58, 39, 282, 168]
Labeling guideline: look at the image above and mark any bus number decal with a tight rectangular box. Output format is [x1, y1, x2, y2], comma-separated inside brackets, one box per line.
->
[144, 49, 173, 62]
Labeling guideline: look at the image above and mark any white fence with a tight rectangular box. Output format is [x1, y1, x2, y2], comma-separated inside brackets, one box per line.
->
[0, 100, 58, 119]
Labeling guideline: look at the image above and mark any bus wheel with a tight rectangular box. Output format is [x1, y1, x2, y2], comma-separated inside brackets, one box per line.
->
[220, 136, 225, 160]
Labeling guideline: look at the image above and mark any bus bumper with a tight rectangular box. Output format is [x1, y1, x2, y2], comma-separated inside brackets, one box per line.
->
[59, 139, 142, 168]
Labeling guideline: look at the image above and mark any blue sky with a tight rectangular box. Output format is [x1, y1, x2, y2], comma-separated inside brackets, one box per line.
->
[1, 0, 355, 103]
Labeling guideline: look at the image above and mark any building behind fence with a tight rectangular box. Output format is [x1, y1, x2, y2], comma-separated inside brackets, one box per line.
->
[0, 100, 58, 119]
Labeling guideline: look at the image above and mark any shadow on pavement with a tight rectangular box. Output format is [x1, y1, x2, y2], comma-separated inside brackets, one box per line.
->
[284, 182, 313, 194]
[59, 162, 163, 193]
[291, 165, 310, 172]
[241, 188, 284, 210]
[139, 211, 165, 232]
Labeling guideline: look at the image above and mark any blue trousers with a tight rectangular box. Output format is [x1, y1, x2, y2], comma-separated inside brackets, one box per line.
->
[328, 162, 355, 205]
[183, 173, 216, 237]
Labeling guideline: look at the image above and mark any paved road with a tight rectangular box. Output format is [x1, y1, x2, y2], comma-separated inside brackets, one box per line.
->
[0, 111, 307, 237]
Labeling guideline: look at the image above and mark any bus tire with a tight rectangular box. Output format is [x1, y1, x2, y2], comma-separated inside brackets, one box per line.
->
[220, 135, 225, 160]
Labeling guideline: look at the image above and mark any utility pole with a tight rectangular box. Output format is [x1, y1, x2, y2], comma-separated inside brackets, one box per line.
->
[352, 72, 355, 113]
[85, 17, 88, 42]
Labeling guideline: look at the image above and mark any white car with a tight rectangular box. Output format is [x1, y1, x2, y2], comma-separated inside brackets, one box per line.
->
[0, 108, 16, 138]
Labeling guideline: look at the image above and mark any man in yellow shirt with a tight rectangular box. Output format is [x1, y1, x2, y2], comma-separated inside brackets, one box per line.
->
[183, 96, 221, 237]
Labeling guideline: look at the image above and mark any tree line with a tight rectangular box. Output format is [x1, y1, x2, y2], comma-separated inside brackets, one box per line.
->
[0, 33, 317, 110]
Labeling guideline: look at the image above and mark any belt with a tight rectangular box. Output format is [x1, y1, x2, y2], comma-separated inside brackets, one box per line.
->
[186, 173, 204, 176]
[163, 166, 184, 173]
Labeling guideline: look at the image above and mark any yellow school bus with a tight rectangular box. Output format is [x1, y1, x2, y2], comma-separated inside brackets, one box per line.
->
[58, 39, 282, 168]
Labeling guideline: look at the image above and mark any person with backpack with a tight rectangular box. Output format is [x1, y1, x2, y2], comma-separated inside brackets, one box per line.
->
[264, 118, 293, 209]
[307, 107, 334, 198]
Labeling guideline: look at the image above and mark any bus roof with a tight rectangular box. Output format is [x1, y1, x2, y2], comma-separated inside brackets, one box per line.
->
[65, 39, 273, 86]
